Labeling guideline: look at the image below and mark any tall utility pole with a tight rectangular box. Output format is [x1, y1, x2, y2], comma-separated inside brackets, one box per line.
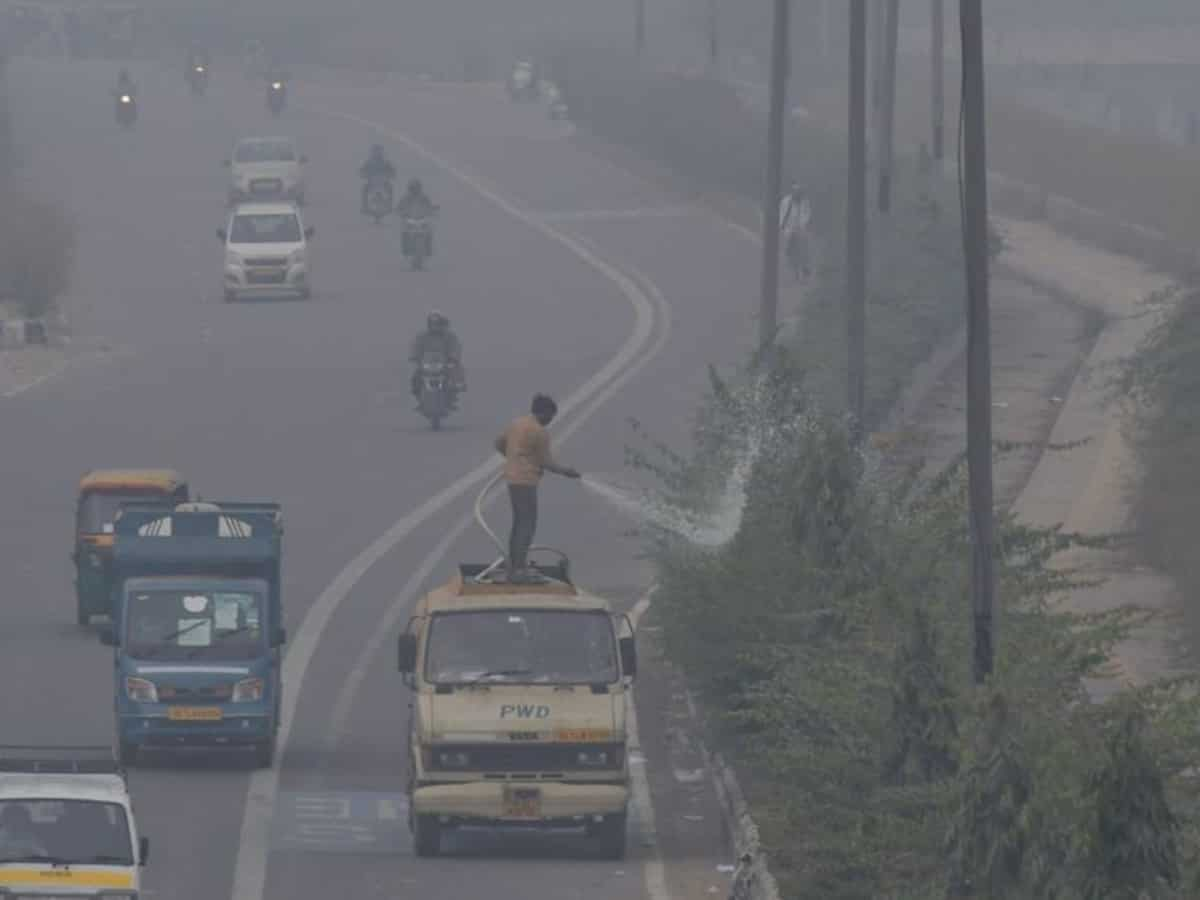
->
[707, 0, 719, 71]
[757, 0, 790, 351]
[960, 0, 995, 685]
[847, 0, 868, 426]
[877, 0, 899, 212]
[820, 0, 832, 59]
[932, 0, 945, 160]
[635, 0, 646, 58]
[871, 0, 886, 115]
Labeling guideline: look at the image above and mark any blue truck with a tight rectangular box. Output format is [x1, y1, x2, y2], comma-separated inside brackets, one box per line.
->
[98, 501, 285, 768]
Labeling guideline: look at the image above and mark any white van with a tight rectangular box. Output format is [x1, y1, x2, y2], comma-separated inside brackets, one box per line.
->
[0, 746, 148, 897]
[225, 137, 306, 205]
[219, 202, 313, 302]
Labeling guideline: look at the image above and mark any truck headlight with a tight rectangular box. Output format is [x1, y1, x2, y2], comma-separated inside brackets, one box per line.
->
[436, 750, 470, 770]
[232, 677, 264, 703]
[125, 676, 157, 703]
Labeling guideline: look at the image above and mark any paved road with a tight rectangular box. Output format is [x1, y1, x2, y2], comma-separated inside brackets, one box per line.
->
[0, 57, 760, 900]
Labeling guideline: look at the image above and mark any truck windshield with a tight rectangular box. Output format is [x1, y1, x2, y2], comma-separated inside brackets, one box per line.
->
[425, 610, 618, 685]
[0, 800, 133, 865]
[125, 589, 265, 660]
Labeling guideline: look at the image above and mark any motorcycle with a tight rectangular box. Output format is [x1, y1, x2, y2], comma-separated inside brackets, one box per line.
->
[363, 177, 393, 224]
[508, 63, 537, 102]
[266, 80, 286, 116]
[115, 92, 136, 128]
[416, 353, 457, 430]
[402, 213, 435, 270]
[188, 63, 208, 96]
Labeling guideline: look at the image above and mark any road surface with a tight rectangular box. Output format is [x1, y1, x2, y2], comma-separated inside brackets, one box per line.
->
[0, 58, 760, 900]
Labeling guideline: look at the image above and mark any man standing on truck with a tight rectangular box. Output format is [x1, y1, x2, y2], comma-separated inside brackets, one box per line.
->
[494, 394, 581, 583]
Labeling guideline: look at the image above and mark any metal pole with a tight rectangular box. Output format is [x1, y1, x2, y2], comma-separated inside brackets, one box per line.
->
[871, 0, 886, 113]
[878, 0, 899, 212]
[960, 0, 995, 684]
[635, 0, 646, 58]
[820, 0, 832, 59]
[932, 0, 945, 160]
[758, 0, 790, 351]
[708, 0, 719, 70]
[847, 0, 868, 426]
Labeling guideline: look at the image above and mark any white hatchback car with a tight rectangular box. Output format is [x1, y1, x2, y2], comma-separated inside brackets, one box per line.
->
[219, 202, 313, 302]
[225, 136, 306, 205]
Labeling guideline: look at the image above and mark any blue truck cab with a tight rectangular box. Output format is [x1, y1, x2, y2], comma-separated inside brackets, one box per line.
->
[98, 501, 285, 768]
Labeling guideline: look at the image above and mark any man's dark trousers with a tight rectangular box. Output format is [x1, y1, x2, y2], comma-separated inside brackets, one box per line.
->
[507, 484, 538, 573]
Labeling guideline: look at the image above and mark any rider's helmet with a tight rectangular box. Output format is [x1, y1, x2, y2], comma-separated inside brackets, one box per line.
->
[370, 143, 385, 159]
[427, 311, 448, 332]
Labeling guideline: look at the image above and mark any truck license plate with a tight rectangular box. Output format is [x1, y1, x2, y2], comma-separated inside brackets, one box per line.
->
[167, 706, 222, 721]
[502, 787, 541, 819]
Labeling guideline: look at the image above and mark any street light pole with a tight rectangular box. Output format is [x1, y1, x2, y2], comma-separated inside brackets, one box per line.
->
[878, 0, 899, 212]
[960, 0, 995, 685]
[635, 0, 646, 58]
[932, 0, 945, 160]
[707, 0, 719, 70]
[847, 0, 868, 427]
[757, 0, 790, 351]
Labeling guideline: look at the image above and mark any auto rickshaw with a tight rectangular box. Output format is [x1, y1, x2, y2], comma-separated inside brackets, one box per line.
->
[73, 469, 188, 625]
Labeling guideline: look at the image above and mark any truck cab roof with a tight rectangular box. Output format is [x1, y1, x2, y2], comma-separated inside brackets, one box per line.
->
[416, 563, 613, 617]
[0, 746, 130, 805]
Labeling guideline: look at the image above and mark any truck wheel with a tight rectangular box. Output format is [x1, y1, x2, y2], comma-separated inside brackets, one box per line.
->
[254, 738, 276, 769]
[413, 814, 442, 857]
[592, 813, 626, 860]
[118, 741, 138, 768]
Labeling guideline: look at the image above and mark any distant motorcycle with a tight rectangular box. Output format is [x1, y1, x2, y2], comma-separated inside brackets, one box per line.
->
[402, 212, 436, 270]
[363, 178, 393, 224]
[188, 63, 208, 96]
[416, 353, 457, 430]
[115, 92, 136, 128]
[266, 80, 286, 116]
[508, 62, 537, 102]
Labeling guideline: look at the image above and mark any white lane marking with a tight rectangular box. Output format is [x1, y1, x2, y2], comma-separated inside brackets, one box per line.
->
[535, 206, 695, 223]
[0, 346, 127, 399]
[231, 109, 663, 900]
[324, 257, 672, 751]
[628, 587, 670, 900]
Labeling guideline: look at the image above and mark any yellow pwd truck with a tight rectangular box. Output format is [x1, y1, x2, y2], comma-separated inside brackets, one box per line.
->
[397, 558, 638, 859]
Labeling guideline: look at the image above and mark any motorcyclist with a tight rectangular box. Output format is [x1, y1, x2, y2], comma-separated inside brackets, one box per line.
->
[779, 182, 812, 279]
[410, 311, 466, 397]
[396, 178, 435, 219]
[115, 67, 136, 98]
[359, 144, 397, 213]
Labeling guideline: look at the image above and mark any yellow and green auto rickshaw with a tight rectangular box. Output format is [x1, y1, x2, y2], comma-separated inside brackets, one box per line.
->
[73, 469, 188, 625]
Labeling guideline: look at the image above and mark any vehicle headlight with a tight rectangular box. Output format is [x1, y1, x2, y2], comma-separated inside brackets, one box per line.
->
[232, 677, 264, 703]
[120, 95, 132, 103]
[435, 750, 470, 770]
[125, 676, 157, 703]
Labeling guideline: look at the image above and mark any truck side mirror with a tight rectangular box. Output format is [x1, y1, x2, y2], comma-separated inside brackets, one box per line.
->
[99, 627, 117, 647]
[216, 227, 226, 242]
[138, 836, 150, 866]
[619, 635, 637, 679]
[304, 226, 314, 239]
[271, 627, 287, 647]
[299, 154, 308, 164]
[397, 633, 417, 674]
[222, 159, 231, 167]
